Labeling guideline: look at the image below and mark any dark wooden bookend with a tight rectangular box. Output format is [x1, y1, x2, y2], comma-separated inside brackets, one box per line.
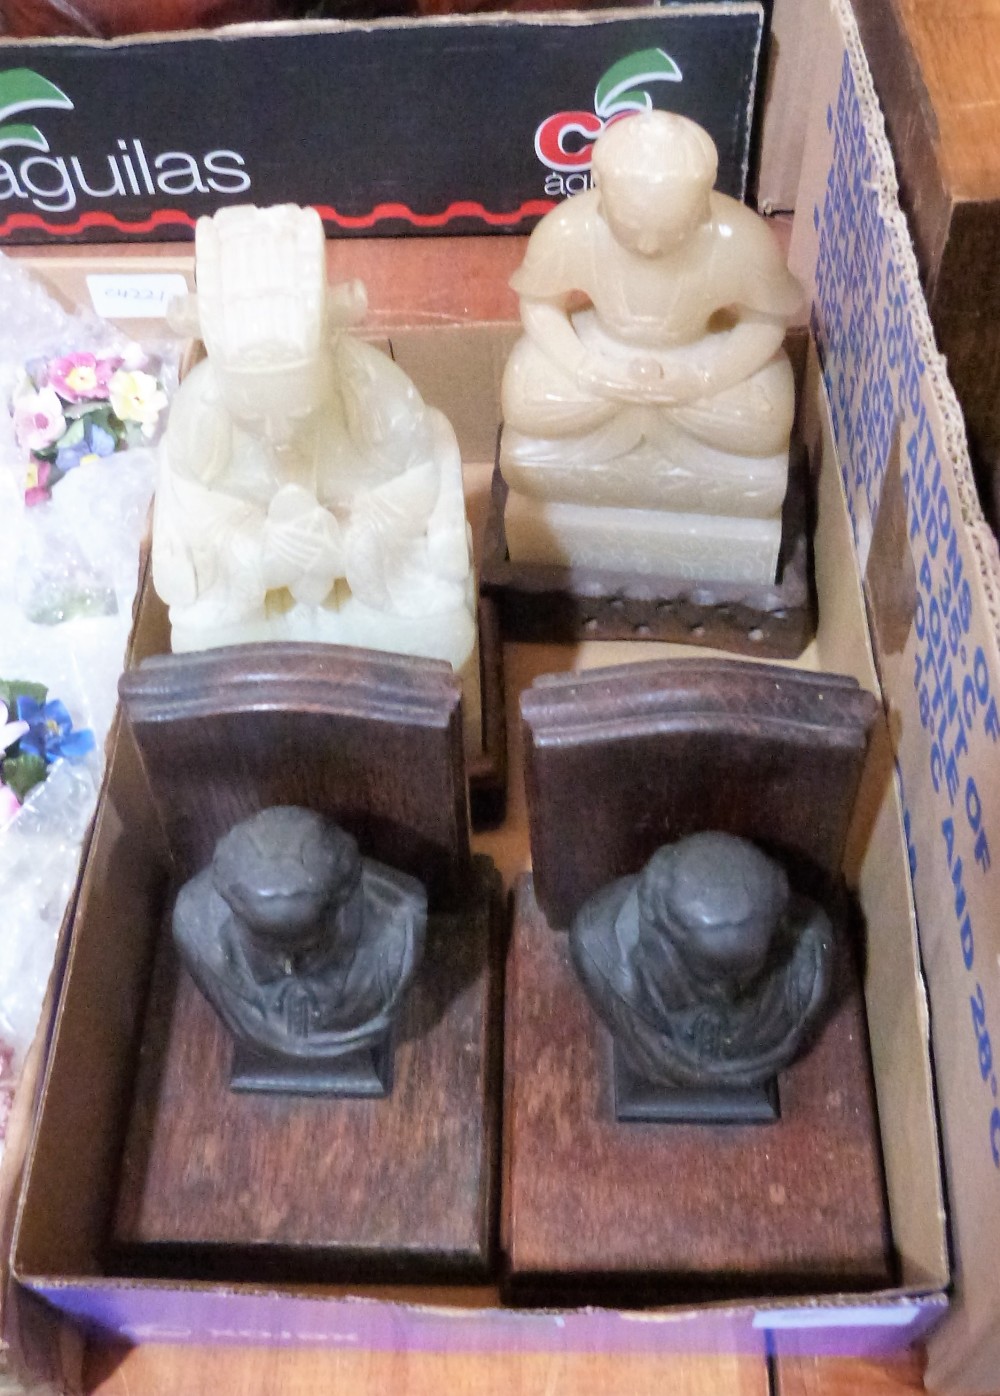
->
[521, 658, 878, 928]
[119, 641, 470, 904]
[503, 658, 892, 1303]
[111, 643, 503, 1285]
[129, 581, 507, 831]
[504, 876, 891, 1304]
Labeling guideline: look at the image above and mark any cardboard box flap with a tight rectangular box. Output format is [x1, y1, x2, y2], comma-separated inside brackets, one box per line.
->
[791, 2, 1000, 1388]
[806, 326, 947, 1295]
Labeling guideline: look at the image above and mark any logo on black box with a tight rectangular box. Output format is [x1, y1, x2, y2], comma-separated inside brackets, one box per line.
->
[534, 48, 683, 197]
[0, 67, 251, 222]
[0, 41, 699, 236]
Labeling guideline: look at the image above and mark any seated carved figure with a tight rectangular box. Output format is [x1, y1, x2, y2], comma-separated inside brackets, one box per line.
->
[173, 806, 426, 1077]
[500, 111, 804, 586]
[570, 831, 835, 1091]
[152, 204, 479, 733]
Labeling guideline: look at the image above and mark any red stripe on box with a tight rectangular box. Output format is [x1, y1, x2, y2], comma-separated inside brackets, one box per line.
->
[0, 198, 555, 238]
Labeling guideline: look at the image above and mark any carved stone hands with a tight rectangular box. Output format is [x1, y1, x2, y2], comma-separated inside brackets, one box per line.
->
[262, 483, 344, 606]
[576, 351, 706, 407]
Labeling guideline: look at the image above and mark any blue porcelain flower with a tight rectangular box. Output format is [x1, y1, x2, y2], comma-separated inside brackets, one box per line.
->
[15, 696, 95, 764]
[54, 419, 117, 474]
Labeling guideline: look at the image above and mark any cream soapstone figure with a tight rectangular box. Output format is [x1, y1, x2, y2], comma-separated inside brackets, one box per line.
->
[500, 111, 805, 586]
[152, 204, 480, 739]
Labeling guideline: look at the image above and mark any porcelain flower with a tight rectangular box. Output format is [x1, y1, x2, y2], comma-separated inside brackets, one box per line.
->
[108, 368, 168, 438]
[48, 352, 119, 403]
[120, 342, 149, 372]
[24, 458, 53, 508]
[54, 420, 118, 474]
[0, 782, 20, 828]
[15, 696, 95, 764]
[12, 386, 66, 453]
[0, 701, 28, 755]
[23, 356, 50, 388]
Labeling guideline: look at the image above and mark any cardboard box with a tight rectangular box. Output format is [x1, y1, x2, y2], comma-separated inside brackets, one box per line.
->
[7, 0, 959, 1365]
[8, 317, 950, 1360]
[0, 0, 825, 240]
[754, 0, 816, 215]
[11, 0, 1000, 1385]
[849, 0, 1000, 533]
[0, 964, 84, 1392]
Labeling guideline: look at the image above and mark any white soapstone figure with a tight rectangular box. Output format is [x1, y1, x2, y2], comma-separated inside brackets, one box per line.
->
[500, 111, 805, 585]
[152, 204, 480, 740]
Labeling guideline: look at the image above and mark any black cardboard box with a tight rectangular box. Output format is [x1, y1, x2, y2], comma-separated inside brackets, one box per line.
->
[0, 5, 761, 242]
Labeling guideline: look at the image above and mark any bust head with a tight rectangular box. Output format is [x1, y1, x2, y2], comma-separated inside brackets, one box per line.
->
[212, 806, 362, 953]
[593, 111, 718, 257]
[636, 831, 789, 989]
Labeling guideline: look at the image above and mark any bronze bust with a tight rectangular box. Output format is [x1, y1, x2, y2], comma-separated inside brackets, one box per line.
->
[173, 805, 426, 1095]
[570, 831, 835, 1114]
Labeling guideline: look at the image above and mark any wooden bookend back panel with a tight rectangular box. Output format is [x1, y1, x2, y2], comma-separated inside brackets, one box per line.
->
[119, 642, 469, 907]
[521, 658, 879, 928]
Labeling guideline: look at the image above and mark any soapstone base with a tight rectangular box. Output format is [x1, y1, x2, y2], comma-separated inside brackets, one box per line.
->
[503, 489, 783, 585]
[481, 447, 814, 659]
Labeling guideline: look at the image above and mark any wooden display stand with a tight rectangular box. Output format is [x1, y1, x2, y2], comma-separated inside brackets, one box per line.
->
[111, 643, 502, 1284]
[481, 449, 814, 659]
[503, 658, 893, 1303]
[480, 333, 816, 661]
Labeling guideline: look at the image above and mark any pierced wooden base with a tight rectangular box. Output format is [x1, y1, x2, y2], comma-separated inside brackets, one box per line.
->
[502, 876, 893, 1306]
[480, 447, 815, 659]
[111, 857, 504, 1286]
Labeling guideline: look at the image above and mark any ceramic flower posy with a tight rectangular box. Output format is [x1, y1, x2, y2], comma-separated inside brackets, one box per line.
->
[0, 701, 28, 827]
[9, 348, 168, 506]
[0, 679, 95, 827]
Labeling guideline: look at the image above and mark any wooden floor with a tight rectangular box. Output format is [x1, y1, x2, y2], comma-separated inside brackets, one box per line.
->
[84, 1344, 927, 1396]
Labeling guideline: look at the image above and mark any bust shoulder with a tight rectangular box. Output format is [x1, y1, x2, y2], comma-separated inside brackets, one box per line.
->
[510, 190, 602, 300]
[359, 857, 428, 968]
[173, 867, 238, 985]
[708, 192, 804, 319]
